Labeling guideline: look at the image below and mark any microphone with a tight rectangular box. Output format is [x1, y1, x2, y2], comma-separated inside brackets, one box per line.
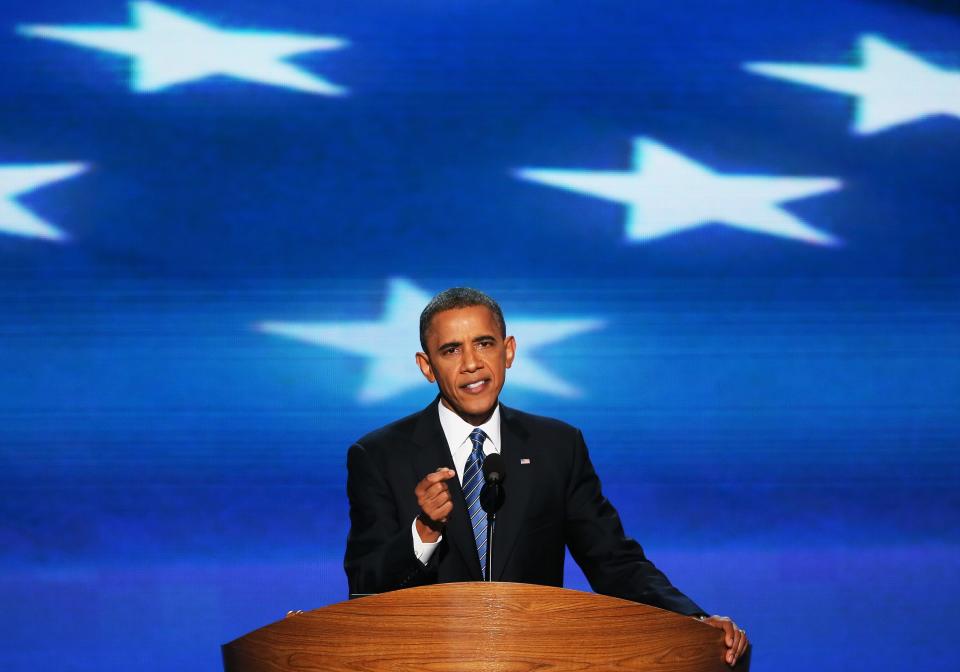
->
[480, 453, 506, 514]
[480, 453, 506, 582]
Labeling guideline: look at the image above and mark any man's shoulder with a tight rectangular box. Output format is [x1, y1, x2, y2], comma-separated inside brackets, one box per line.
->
[352, 401, 583, 450]
[353, 405, 429, 450]
[501, 404, 581, 439]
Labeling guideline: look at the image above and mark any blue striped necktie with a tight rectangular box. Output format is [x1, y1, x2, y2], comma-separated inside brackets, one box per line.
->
[463, 428, 488, 576]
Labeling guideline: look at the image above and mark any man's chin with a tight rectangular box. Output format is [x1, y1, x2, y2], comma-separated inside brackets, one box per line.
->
[442, 395, 497, 424]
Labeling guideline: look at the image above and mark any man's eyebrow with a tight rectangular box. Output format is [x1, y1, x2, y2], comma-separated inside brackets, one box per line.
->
[435, 335, 496, 351]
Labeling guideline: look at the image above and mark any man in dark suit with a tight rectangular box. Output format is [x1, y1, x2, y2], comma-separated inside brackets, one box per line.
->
[345, 287, 749, 666]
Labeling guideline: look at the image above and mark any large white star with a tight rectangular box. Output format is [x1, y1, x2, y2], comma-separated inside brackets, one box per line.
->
[0, 163, 88, 241]
[19, 2, 348, 95]
[257, 278, 604, 403]
[745, 35, 960, 135]
[517, 137, 841, 246]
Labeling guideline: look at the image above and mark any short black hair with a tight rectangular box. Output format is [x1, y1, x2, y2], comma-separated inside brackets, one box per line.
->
[419, 287, 506, 351]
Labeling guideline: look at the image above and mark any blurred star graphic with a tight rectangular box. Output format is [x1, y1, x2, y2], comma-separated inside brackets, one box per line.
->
[0, 163, 88, 241]
[745, 34, 960, 134]
[518, 137, 841, 246]
[258, 278, 604, 403]
[19, 1, 348, 95]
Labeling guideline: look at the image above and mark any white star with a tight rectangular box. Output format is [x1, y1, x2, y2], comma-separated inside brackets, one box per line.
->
[0, 163, 88, 241]
[517, 137, 841, 246]
[19, 2, 348, 95]
[257, 278, 604, 404]
[745, 35, 960, 135]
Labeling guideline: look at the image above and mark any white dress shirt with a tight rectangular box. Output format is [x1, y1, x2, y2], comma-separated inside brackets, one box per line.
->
[412, 400, 501, 564]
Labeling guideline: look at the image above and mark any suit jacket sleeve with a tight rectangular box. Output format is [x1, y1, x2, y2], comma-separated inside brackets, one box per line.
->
[564, 430, 706, 616]
[343, 441, 437, 596]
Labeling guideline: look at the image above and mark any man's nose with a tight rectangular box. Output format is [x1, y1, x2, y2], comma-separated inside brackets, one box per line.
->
[461, 347, 482, 372]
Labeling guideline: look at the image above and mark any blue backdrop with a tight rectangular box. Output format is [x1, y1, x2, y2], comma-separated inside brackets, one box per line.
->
[2, 0, 959, 669]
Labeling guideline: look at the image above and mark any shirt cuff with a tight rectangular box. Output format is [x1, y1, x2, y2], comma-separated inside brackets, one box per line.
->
[411, 517, 442, 565]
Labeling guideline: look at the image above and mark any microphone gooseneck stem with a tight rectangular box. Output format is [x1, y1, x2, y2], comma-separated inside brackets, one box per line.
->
[485, 512, 495, 582]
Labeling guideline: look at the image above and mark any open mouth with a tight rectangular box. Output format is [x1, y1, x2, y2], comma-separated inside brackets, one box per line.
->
[461, 378, 490, 393]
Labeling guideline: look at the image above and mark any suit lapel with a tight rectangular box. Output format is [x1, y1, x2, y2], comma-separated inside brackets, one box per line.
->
[411, 399, 483, 580]
[491, 404, 532, 581]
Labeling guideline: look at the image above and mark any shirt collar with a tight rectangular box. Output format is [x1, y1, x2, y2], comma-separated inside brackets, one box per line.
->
[436, 399, 501, 453]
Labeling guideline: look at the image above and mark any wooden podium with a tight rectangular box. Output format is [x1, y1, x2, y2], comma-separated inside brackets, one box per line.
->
[223, 582, 747, 671]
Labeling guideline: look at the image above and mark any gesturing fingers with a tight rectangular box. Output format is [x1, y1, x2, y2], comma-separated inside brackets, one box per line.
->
[416, 468, 455, 492]
[429, 498, 453, 521]
[416, 469, 454, 500]
[421, 479, 451, 503]
[422, 468, 456, 486]
[415, 467, 456, 525]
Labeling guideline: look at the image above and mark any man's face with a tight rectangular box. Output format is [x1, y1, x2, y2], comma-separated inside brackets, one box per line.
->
[416, 305, 516, 426]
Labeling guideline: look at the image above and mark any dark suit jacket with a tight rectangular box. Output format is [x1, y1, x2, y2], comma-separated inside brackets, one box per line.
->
[344, 399, 704, 616]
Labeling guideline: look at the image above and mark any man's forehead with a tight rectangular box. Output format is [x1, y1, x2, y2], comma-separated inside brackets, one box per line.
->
[425, 305, 500, 340]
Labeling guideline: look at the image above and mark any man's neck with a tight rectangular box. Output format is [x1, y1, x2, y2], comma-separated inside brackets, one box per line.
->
[439, 397, 498, 426]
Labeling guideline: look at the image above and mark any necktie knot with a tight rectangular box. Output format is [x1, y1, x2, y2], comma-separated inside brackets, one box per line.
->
[469, 428, 487, 452]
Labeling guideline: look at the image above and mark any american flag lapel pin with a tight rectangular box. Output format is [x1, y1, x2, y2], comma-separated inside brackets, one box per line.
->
[520, 458, 531, 465]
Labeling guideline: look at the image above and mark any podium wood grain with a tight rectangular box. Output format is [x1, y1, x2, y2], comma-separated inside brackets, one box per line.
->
[222, 582, 742, 671]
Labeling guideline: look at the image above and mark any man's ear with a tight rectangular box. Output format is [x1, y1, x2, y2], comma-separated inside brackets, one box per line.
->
[504, 335, 516, 369]
[415, 351, 436, 382]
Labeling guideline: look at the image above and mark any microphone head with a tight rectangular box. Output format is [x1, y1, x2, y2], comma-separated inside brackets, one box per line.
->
[480, 453, 506, 514]
[483, 453, 506, 484]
